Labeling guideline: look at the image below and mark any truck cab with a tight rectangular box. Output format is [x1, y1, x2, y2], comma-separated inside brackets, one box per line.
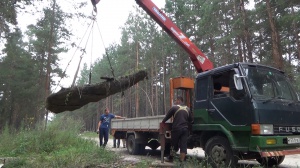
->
[190, 62, 300, 167]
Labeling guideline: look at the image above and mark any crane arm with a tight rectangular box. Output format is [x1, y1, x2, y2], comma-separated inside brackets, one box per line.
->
[135, 0, 213, 72]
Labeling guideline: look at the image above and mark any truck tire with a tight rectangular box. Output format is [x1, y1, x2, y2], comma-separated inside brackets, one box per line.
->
[204, 136, 238, 168]
[126, 135, 145, 155]
[256, 156, 285, 167]
[148, 139, 160, 150]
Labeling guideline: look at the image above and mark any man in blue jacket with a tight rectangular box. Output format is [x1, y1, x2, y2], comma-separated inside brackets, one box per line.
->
[97, 107, 124, 147]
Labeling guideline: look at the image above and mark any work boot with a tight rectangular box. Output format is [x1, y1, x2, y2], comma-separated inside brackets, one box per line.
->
[180, 153, 186, 162]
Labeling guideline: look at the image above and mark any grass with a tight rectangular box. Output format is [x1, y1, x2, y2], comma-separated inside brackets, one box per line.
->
[0, 117, 272, 168]
[80, 131, 98, 138]
[0, 116, 122, 168]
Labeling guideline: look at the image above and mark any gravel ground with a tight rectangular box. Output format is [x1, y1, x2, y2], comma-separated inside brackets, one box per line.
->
[89, 137, 300, 168]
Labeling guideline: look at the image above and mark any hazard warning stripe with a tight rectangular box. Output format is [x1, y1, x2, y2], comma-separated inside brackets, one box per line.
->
[260, 148, 300, 157]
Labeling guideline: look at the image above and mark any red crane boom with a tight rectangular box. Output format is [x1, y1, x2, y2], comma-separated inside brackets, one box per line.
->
[135, 0, 213, 72]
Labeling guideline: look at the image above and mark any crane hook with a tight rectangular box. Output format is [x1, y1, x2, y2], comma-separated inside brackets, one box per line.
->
[91, 0, 100, 13]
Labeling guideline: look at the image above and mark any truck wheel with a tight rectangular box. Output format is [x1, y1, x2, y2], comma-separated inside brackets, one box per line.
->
[127, 135, 140, 155]
[204, 136, 238, 168]
[148, 139, 160, 150]
[256, 156, 285, 167]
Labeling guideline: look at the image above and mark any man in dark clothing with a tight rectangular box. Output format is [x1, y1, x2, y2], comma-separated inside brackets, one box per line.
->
[162, 96, 193, 162]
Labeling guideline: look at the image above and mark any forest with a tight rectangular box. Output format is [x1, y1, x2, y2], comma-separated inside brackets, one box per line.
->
[0, 0, 299, 131]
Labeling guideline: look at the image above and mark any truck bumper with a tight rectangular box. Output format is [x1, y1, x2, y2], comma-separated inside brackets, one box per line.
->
[260, 148, 300, 157]
[249, 135, 300, 156]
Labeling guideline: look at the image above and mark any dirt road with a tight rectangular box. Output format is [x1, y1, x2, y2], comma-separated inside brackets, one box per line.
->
[90, 137, 300, 167]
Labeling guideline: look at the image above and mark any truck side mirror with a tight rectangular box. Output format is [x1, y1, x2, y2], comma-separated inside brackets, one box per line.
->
[234, 74, 244, 90]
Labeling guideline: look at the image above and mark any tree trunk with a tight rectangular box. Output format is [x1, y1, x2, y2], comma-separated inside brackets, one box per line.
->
[162, 54, 167, 115]
[209, 36, 215, 63]
[236, 36, 243, 62]
[129, 87, 132, 118]
[291, 6, 300, 71]
[266, 0, 284, 70]
[44, 0, 56, 128]
[151, 61, 154, 116]
[135, 42, 139, 117]
[240, 0, 253, 63]
[46, 70, 148, 113]
[154, 54, 158, 116]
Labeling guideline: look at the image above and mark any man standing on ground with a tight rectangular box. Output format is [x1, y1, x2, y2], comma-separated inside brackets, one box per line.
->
[161, 96, 193, 162]
[97, 107, 125, 147]
[112, 129, 120, 148]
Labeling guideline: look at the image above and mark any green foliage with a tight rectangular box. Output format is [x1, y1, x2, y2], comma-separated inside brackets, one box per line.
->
[0, 117, 119, 167]
[80, 131, 98, 138]
[0, 28, 42, 130]
[0, 0, 17, 37]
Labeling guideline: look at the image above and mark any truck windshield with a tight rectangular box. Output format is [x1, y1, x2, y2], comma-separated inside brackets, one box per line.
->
[243, 66, 298, 101]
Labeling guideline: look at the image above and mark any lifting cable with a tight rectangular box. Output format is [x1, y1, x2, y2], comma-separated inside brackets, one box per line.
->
[94, 20, 127, 96]
[91, 0, 128, 99]
[88, 15, 96, 85]
[71, 16, 96, 87]
[90, 0, 116, 79]
[94, 20, 115, 79]
[90, 0, 136, 98]
[53, 14, 96, 91]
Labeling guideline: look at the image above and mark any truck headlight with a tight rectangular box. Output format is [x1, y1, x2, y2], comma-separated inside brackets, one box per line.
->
[252, 124, 273, 135]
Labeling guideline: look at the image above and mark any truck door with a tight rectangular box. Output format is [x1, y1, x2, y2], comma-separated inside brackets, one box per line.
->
[193, 76, 210, 123]
[208, 70, 253, 125]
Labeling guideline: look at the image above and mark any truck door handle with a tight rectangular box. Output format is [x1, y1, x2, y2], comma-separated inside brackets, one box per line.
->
[207, 109, 215, 113]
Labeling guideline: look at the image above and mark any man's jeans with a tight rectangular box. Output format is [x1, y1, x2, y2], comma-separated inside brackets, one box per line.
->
[99, 127, 109, 147]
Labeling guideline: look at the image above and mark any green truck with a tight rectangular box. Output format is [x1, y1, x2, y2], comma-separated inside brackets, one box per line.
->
[112, 63, 300, 167]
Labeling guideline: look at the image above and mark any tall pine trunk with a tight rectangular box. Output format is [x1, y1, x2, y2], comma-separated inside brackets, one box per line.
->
[266, 0, 284, 70]
[291, 6, 300, 71]
[135, 42, 139, 117]
[240, 0, 253, 63]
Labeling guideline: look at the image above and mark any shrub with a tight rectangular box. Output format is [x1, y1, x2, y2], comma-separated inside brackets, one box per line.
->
[0, 116, 120, 167]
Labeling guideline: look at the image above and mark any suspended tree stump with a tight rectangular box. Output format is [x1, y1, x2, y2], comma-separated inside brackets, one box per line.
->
[46, 70, 148, 113]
